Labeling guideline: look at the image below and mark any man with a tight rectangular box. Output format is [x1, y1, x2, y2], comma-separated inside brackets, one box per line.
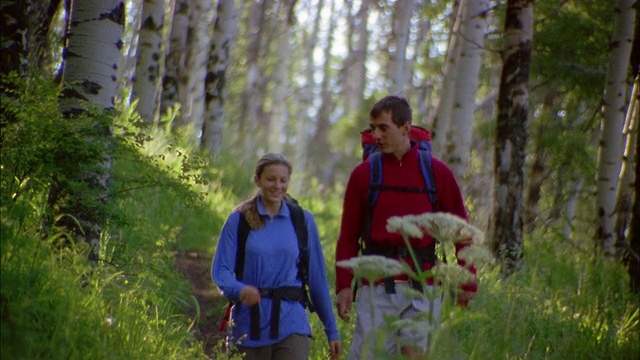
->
[335, 95, 477, 359]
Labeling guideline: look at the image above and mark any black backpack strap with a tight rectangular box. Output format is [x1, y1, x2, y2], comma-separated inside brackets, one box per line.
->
[286, 199, 315, 313]
[235, 213, 251, 281]
[223, 213, 250, 336]
[364, 152, 383, 248]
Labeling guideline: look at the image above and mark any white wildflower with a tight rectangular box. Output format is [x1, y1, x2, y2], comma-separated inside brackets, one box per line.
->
[432, 263, 476, 287]
[103, 315, 115, 327]
[457, 245, 494, 268]
[412, 213, 483, 245]
[386, 216, 423, 239]
[337, 255, 404, 280]
[387, 311, 434, 334]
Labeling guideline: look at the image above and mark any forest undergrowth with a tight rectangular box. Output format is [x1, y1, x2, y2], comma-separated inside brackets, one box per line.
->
[1, 77, 638, 359]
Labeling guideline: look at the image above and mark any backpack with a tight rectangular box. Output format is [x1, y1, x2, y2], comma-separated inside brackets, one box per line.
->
[359, 125, 439, 293]
[360, 124, 438, 216]
[218, 197, 315, 335]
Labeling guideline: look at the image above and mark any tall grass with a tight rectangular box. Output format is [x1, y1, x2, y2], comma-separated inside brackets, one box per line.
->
[2, 75, 637, 359]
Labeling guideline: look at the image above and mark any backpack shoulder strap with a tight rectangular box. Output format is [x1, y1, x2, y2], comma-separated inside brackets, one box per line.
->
[235, 213, 251, 281]
[286, 198, 315, 312]
[363, 152, 383, 247]
[367, 151, 383, 197]
[287, 200, 308, 281]
[418, 149, 438, 211]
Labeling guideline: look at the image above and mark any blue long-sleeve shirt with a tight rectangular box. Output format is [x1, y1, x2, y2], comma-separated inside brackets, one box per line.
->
[212, 197, 340, 347]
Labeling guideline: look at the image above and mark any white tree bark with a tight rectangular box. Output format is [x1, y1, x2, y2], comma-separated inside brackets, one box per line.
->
[341, 0, 370, 118]
[292, 0, 324, 194]
[161, 0, 187, 117]
[405, 10, 431, 107]
[595, 0, 635, 259]
[61, 0, 124, 258]
[62, 0, 124, 110]
[431, 0, 465, 158]
[387, 0, 414, 95]
[132, 0, 165, 123]
[614, 73, 638, 259]
[447, 0, 488, 179]
[201, 0, 239, 155]
[177, 0, 213, 143]
[491, 0, 533, 275]
[268, 24, 292, 154]
[241, 0, 269, 158]
[310, 0, 337, 186]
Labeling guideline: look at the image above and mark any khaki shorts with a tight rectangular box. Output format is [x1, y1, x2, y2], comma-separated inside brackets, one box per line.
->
[348, 284, 442, 360]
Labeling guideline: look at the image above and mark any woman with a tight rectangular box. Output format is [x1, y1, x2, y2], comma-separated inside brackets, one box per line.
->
[212, 153, 341, 360]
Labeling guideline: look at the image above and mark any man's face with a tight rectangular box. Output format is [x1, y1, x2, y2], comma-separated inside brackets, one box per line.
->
[370, 110, 410, 156]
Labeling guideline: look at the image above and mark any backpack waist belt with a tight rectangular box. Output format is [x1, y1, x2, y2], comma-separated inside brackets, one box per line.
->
[249, 286, 306, 340]
[363, 242, 437, 294]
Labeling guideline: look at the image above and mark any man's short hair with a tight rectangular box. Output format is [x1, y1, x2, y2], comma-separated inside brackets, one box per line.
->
[370, 95, 412, 127]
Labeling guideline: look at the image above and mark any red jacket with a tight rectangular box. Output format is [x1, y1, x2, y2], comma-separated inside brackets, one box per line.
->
[335, 145, 477, 294]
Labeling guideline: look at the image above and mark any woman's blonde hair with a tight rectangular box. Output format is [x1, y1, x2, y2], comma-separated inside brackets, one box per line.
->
[236, 153, 293, 229]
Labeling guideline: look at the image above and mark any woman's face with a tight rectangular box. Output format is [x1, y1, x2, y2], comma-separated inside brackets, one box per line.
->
[254, 164, 290, 206]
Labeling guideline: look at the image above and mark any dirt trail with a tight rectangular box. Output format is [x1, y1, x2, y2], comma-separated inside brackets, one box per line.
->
[174, 251, 227, 357]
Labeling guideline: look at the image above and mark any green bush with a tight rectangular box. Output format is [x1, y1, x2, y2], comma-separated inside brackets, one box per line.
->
[1, 74, 209, 359]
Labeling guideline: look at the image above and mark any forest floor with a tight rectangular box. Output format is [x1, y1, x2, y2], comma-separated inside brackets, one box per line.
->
[174, 251, 227, 358]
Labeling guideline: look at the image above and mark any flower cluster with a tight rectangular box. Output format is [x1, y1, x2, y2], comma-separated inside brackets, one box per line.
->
[387, 212, 484, 246]
[457, 244, 494, 268]
[432, 262, 476, 286]
[336, 255, 404, 281]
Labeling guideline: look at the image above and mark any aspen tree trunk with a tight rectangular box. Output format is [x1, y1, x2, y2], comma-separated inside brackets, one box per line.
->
[268, 0, 296, 154]
[241, 0, 270, 158]
[616, 73, 638, 261]
[564, 178, 584, 241]
[431, 0, 465, 158]
[58, 0, 125, 259]
[628, 13, 640, 290]
[491, 0, 533, 276]
[405, 13, 431, 106]
[132, 0, 165, 123]
[311, 0, 337, 187]
[292, 0, 324, 195]
[116, 0, 142, 106]
[387, 0, 414, 95]
[26, 1, 60, 77]
[595, 0, 635, 259]
[62, 1, 124, 111]
[202, 0, 238, 155]
[0, 0, 27, 76]
[340, 0, 370, 119]
[0, 0, 60, 77]
[629, 84, 640, 291]
[176, 0, 213, 143]
[162, 0, 188, 117]
[447, 0, 488, 180]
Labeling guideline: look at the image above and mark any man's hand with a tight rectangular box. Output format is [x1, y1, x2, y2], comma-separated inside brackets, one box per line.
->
[336, 288, 353, 320]
[456, 290, 475, 307]
[329, 339, 342, 360]
[240, 285, 261, 306]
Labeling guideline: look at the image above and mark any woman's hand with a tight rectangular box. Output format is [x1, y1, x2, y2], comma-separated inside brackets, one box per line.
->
[329, 339, 342, 360]
[239, 285, 261, 306]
